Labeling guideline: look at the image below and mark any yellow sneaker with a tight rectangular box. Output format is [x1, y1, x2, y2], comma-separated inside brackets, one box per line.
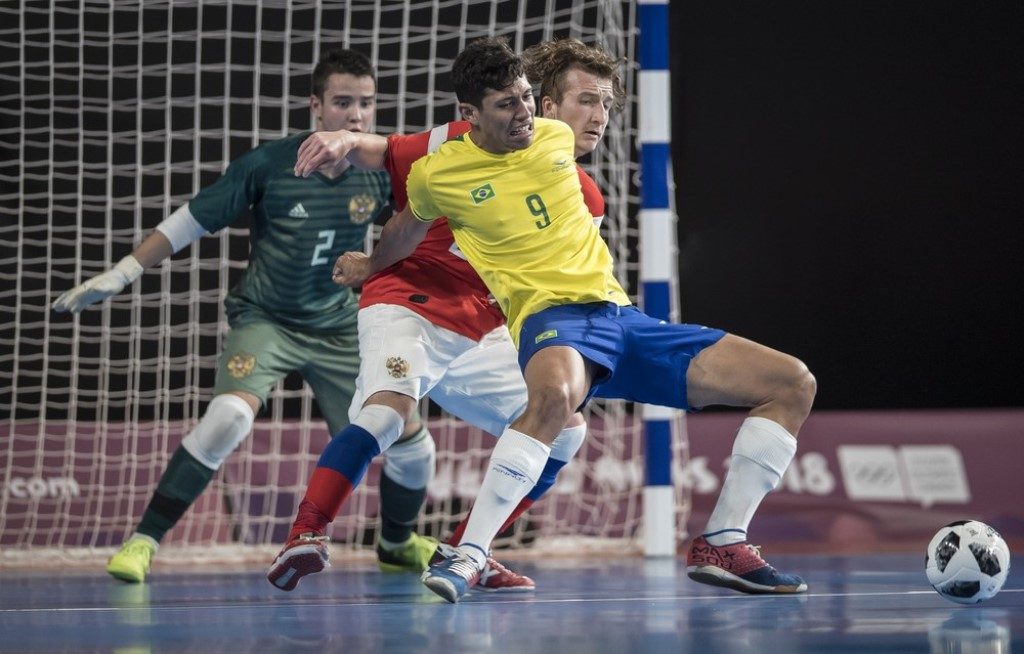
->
[376, 533, 439, 573]
[106, 536, 158, 583]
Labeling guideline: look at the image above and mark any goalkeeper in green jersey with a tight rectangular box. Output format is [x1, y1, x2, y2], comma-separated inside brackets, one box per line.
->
[53, 48, 439, 582]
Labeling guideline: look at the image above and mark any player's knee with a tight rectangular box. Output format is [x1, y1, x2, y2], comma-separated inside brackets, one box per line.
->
[780, 359, 816, 419]
[793, 362, 817, 411]
[364, 390, 418, 423]
[525, 381, 576, 427]
[181, 393, 256, 470]
[382, 427, 436, 490]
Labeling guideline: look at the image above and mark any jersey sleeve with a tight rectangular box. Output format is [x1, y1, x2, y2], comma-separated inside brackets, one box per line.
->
[384, 131, 431, 211]
[406, 157, 443, 223]
[187, 146, 269, 233]
[576, 167, 606, 225]
[385, 121, 472, 211]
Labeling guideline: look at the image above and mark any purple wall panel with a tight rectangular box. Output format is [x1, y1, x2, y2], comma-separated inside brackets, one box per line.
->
[3, 409, 1020, 549]
[683, 409, 1023, 547]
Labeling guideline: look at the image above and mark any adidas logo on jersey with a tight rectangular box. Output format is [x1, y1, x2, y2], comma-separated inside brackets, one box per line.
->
[289, 203, 309, 218]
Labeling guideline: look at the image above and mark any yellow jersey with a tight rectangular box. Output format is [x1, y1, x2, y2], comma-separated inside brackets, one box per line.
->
[406, 117, 630, 345]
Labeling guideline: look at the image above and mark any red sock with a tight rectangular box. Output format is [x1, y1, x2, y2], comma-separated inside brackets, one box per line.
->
[447, 497, 535, 546]
[287, 467, 354, 542]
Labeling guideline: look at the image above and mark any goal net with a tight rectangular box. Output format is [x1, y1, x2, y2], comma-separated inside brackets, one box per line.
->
[0, 0, 689, 566]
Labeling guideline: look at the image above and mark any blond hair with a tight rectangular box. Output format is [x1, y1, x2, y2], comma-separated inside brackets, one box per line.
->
[522, 38, 625, 110]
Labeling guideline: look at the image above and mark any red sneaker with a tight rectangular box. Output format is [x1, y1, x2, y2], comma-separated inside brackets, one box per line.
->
[267, 533, 330, 592]
[477, 557, 535, 592]
[686, 535, 807, 594]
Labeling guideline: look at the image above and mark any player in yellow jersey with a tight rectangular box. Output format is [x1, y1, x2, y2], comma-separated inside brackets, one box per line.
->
[333, 37, 817, 603]
[273, 39, 624, 596]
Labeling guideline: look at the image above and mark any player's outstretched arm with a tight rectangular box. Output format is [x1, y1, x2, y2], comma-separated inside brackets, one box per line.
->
[52, 230, 173, 314]
[53, 204, 208, 314]
[295, 130, 388, 177]
[331, 207, 429, 287]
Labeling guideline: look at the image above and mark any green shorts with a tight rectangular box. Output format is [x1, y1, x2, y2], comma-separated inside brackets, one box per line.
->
[212, 320, 360, 434]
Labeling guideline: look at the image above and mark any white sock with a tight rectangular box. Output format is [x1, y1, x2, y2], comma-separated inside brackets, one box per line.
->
[703, 417, 797, 546]
[353, 404, 405, 451]
[457, 428, 551, 567]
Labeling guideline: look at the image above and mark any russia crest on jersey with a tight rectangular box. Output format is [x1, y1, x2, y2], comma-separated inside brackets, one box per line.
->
[348, 193, 378, 224]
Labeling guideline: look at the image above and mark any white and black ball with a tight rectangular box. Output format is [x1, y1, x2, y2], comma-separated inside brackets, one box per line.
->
[925, 520, 1010, 605]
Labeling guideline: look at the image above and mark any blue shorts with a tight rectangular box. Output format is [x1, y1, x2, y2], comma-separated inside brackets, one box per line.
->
[517, 303, 727, 411]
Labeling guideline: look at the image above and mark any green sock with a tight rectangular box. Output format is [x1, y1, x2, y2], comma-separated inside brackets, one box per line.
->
[135, 446, 216, 543]
[378, 427, 430, 545]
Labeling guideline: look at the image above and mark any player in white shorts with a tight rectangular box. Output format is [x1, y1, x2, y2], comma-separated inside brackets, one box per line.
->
[267, 37, 620, 594]
[353, 305, 527, 438]
[266, 119, 606, 593]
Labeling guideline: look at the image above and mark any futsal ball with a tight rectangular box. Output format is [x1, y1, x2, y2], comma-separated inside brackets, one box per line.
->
[925, 520, 1010, 604]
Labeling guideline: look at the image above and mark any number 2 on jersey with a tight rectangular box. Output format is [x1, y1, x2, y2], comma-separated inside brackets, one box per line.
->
[310, 230, 335, 266]
[526, 194, 551, 229]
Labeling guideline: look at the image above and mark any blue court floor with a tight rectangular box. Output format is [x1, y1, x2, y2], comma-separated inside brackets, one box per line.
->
[0, 553, 1020, 653]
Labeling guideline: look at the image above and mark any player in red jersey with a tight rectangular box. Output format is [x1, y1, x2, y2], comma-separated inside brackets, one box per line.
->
[267, 124, 604, 593]
[267, 40, 621, 596]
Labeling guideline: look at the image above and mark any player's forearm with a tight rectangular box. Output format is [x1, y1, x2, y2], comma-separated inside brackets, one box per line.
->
[368, 207, 428, 274]
[130, 230, 174, 268]
[295, 130, 387, 176]
[52, 204, 206, 313]
[344, 131, 388, 170]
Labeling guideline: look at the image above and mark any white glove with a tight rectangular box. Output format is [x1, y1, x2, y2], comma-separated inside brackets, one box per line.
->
[52, 255, 144, 314]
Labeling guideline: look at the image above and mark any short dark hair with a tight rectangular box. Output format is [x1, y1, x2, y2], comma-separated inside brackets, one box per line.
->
[451, 36, 525, 107]
[311, 47, 376, 99]
[522, 38, 625, 111]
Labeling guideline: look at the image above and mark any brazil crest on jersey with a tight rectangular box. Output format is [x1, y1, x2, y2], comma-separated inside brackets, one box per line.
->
[405, 117, 629, 345]
[188, 131, 390, 333]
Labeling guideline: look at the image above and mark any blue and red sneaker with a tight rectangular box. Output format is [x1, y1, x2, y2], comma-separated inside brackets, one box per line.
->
[421, 548, 483, 603]
[686, 535, 807, 594]
[428, 543, 534, 593]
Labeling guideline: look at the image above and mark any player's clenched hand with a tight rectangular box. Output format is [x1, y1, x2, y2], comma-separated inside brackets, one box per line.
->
[295, 130, 355, 178]
[332, 251, 372, 287]
[52, 255, 144, 314]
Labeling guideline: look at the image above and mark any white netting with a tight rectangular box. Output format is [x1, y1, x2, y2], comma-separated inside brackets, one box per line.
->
[0, 0, 689, 567]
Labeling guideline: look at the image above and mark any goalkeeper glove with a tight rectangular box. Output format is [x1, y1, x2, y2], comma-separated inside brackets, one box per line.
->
[52, 255, 144, 314]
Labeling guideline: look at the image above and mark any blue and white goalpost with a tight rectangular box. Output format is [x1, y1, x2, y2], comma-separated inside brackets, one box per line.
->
[638, 0, 679, 557]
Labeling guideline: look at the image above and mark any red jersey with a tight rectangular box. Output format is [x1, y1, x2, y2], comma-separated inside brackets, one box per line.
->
[360, 120, 605, 341]
[578, 164, 605, 224]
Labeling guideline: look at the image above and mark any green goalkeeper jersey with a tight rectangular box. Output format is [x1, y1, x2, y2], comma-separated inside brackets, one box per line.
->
[189, 131, 390, 334]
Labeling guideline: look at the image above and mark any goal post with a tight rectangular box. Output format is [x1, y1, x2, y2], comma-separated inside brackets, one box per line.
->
[0, 0, 689, 566]
[637, 0, 680, 557]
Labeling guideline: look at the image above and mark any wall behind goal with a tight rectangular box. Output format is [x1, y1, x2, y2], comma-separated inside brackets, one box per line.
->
[670, 2, 1024, 410]
[1, 1, 692, 558]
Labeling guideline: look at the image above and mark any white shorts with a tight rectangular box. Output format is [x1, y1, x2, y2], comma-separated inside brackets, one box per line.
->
[349, 304, 528, 437]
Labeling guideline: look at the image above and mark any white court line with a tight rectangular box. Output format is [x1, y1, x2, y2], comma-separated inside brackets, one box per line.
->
[2, 588, 1021, 614]
[850, 570, 926, 576]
